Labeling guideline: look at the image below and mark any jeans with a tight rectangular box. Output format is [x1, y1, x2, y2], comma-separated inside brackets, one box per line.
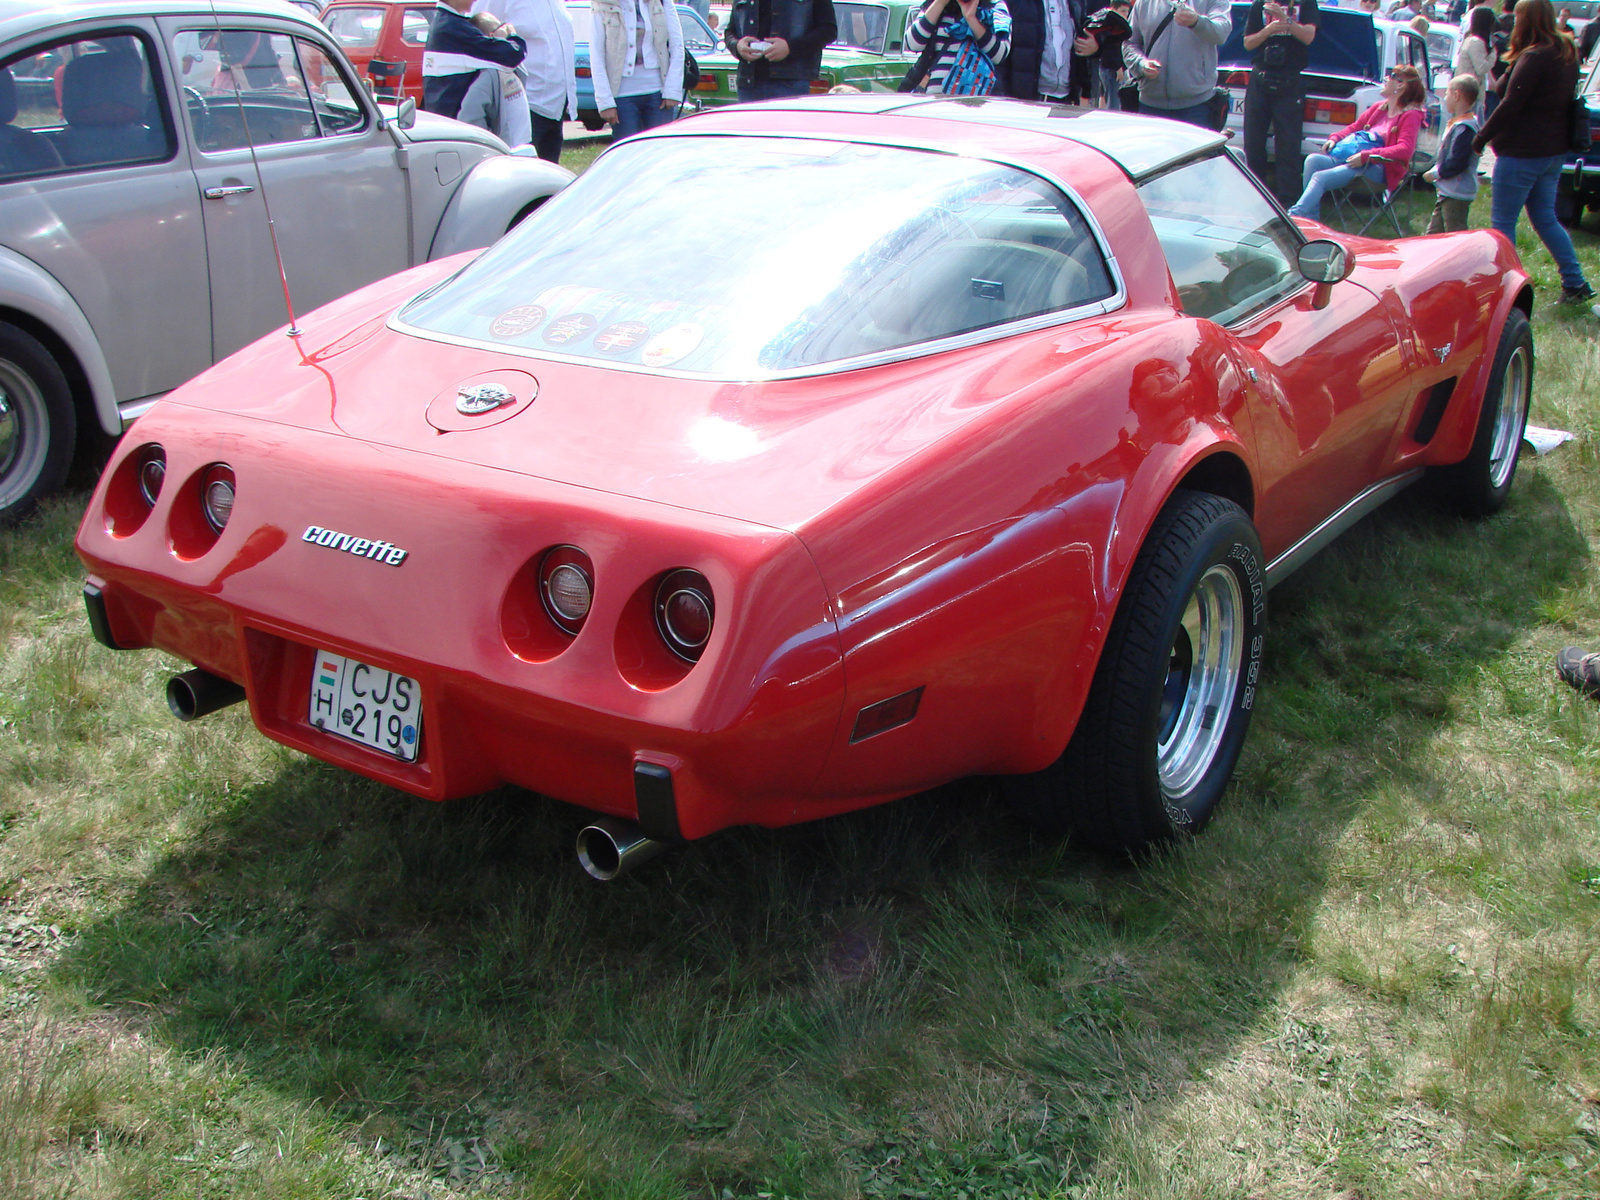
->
[613, 91, 675, 138]
[1093, 64, 1120, 109]
[1243, 71, 1305, 206]
[529, 111, 563, 163]
[1286, 153, 1385, 219]
[736, 76, 812, 102]
[1141, 97, 1216, 128]
[1489, 153, 1589, 292]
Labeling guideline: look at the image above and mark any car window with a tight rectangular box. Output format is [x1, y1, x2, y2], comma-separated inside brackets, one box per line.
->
[294, 37, 367, 135]
[400, 136, 1117, 375]
[833, 2, 890, 52]
[324, 6, 387, 48]
[402, 8, 435, 45]
[0, 33, 174, 182]
[174, 29, 325, 150]
[1137, 154, 1302, 325]
[569, 5, 593, 42]
[679, 8, 718, 52]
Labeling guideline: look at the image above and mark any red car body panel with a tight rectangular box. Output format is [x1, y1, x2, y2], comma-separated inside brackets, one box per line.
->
[76, 102, 1533, 840]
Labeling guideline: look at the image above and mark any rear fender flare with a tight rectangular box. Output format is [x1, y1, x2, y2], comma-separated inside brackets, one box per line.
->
[1052, 435, 1258, 752]
[427, 153, 577, 260]
[0, 246, 119, 436]
[1429, 265, 1534, 467]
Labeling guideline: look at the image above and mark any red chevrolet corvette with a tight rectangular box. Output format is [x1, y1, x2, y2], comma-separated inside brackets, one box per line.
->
[76, 97, 1533, 877]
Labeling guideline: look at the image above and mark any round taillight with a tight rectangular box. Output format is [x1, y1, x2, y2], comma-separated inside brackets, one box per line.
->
[137, 445, 165, 507]
[201, 464, 234, 533]
[654, 569, 714, 662]
[538, 545, 593, 636]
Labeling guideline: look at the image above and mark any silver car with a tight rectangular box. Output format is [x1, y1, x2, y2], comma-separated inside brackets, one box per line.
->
[0, 0, 573, 522]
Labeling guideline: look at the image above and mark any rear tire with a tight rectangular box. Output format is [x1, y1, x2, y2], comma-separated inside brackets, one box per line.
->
[1003, 490, 1265, 855]
[0, 321, 75, 525]
[1433, 308, 1532, 519]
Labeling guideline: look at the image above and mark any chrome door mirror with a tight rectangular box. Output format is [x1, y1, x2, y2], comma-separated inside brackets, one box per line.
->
[396, 97, 417, 129]
[1297, 239, 1352, 284]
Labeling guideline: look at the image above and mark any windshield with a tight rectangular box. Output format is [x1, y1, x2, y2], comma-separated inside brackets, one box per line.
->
[398, 136, 1115, 377]
[832, 2, 891, 52]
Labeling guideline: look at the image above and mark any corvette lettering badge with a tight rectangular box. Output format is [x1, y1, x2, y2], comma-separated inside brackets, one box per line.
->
[302, 526, 408, 566]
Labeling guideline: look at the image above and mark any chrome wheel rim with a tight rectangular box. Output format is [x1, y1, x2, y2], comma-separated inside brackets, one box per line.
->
[1487, 344, 1530, 492]
[1157, 564, 1245, 800]
[0, 360, 47, 508]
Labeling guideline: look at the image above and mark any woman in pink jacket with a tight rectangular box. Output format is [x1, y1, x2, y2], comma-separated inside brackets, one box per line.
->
[1287, 64, 1427, 219]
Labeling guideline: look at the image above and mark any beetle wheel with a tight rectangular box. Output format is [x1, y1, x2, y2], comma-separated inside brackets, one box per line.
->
[0, 321, 75, 525]
[1002, 490, 1265, 855]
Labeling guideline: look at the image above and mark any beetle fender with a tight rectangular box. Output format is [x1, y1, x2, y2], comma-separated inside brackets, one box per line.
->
[427, 153, 576, 260]
[0, 245, 119, 437]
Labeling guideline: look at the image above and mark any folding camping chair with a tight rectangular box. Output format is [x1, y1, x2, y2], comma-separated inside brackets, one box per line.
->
[1329, 149, 1431, 237]
[368, 59, 405, 102]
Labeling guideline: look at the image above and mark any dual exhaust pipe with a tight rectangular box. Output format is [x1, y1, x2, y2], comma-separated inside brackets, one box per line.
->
[162, 670, 671, 880]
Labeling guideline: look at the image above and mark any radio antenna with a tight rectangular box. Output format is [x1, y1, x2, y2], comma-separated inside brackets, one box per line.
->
[202, 0, 302, 338]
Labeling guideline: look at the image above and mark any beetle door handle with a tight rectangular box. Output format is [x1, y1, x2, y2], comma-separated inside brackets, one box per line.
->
[204, 184, 255, 199]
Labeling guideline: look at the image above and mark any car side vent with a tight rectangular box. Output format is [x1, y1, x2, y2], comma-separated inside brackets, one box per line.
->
[1413, 377, 1457, 445]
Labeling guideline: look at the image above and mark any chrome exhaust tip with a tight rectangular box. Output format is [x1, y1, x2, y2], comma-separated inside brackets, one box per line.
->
[576, 817, 669, 881]
[166, 668, 246, 721]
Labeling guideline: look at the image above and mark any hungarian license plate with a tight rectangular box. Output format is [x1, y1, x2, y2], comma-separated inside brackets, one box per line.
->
[307, 651, 422, 762]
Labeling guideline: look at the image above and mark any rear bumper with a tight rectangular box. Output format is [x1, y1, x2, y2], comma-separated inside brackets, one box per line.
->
[76, 407, 849, 840]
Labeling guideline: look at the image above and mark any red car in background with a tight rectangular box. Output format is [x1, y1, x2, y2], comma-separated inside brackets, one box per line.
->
[320, 0, 432, 104]
[76, 98, 1534, 880]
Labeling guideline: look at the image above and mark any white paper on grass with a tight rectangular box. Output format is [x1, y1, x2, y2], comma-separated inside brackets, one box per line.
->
[1524, 425, 1574, 455]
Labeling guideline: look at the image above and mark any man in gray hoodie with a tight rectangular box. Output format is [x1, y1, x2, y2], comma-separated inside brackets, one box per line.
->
[1120, 0, 1231, 125]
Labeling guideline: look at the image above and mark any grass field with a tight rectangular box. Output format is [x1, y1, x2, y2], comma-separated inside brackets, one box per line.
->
[2, 184, 1599, 1199]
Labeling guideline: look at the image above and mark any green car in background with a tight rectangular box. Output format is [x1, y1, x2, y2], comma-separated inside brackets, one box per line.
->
[688, 1, 918, 105]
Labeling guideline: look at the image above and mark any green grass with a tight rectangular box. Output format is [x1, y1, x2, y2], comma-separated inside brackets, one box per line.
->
[2, 190, 1600, 1198]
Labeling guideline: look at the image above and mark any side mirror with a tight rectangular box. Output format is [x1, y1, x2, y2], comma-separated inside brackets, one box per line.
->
[1298, 238, 1353, 308]
[396, 97, 417, 129]
[1297, 238, 1353, 283]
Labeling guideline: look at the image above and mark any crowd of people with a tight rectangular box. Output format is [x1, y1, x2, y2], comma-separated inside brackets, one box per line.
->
[417, 0, 1594, 293]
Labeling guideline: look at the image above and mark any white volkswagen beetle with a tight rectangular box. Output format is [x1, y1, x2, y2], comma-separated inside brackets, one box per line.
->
[0, 0, 573, 522]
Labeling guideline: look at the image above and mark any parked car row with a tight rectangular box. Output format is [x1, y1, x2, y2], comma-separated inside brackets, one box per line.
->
[1216, 4, 1444, 169]
[315, 0, 919, 120]
[0, 0, 572, 523]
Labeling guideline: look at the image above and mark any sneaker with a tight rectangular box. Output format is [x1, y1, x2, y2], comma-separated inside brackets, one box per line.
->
[1556, 647, 1600, 697]
[1560, 283, 1597, 305]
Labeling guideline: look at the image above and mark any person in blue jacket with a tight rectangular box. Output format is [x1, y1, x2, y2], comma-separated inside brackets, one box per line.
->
[422, 0, 528, 119]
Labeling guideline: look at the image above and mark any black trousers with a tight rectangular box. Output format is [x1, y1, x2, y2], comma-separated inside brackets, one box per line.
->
[529, 111, 564, 163]
[1243, 71, 1306, 207]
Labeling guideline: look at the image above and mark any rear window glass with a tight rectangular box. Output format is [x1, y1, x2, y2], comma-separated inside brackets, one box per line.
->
[398, 136, 1116, 376]
[325, 7, 386, 48]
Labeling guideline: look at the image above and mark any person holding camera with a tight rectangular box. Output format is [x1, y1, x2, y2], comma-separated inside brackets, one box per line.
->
[1118, 0, 1232, 126]
[903, 0, 1013, 94]
[726, 0, 838, 101]
[1242, 0, 1319, 206]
